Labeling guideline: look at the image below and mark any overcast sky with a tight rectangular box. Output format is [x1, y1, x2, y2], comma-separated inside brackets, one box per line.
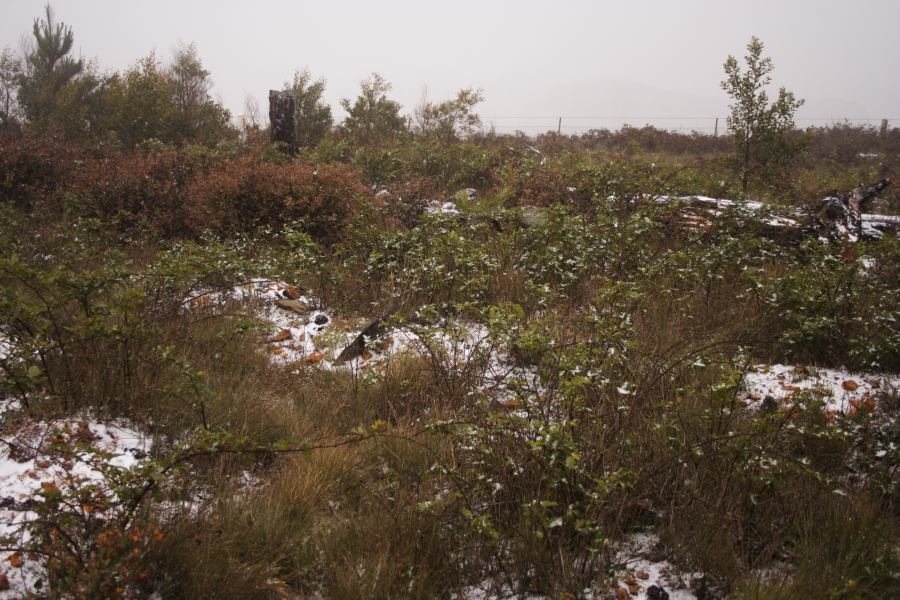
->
[2, 0, 899, 134]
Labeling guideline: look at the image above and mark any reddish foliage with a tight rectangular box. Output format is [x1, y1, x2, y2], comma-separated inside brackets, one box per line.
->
[185, 159, 368, 241]
[0, 135, 370, 241]
[0, 133, 79, 208]
[69, 150, 203, 236]
[504, 161, 573, 207]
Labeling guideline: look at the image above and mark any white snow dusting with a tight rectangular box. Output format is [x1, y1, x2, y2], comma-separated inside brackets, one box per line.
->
[741, 364, 899, 415]
[0, 402, 151, 598]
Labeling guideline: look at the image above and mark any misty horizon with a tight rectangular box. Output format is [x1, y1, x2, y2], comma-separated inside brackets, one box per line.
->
[2, 0, 899, 135]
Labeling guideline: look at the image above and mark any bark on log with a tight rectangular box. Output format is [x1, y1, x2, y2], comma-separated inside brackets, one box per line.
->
[268, 90, 296, 152]
[334, 297, 403, 364]
[809, 178, 892, 241]
[655, 179, 894, 242]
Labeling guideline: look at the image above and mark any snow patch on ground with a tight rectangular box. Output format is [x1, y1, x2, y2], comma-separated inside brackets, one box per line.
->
[193, 280, 546, 406]
[741, 364, 899, 415]
[454, 532, 700, 599]
[613, 533, 700, 600]
[0, 403, 151, 598]
[184, 278, 300, 307]
[426, 200, 461, 215]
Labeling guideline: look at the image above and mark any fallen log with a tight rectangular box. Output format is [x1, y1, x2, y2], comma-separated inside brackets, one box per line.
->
[334, 297, 402, 364]
[656, 179, 895, 242]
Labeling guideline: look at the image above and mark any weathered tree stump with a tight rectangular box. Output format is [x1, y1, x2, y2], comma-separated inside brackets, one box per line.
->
[268, 90, 296, 152]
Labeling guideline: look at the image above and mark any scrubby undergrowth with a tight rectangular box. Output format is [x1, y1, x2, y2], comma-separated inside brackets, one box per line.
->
[1, 132, 898, 599]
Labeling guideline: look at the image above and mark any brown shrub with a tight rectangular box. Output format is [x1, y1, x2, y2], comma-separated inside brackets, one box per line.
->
[69, 149, 202, 235]
[0, 133, 78, 208]
[185, 158, 369, 241]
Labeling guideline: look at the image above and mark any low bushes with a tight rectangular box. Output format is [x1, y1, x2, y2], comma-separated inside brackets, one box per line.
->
[185, 158, 367, 241]
[1, 136, 370, 242]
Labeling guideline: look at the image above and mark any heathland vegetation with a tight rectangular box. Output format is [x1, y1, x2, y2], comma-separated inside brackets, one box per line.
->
[0, 7, 898, 600]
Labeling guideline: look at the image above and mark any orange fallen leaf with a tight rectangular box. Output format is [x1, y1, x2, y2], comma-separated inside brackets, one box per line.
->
[272, 330, 292, 342]
[498, 398, 520, 410]
[636, 570, 649, 580]
[842, 380, 859, 391]
[849, 396, 876, 416]
[305, 352, 326, 364]
[361, 351, 373, 361]
[615, 587, 629, 600]
[41, 481, 59, 493]
[8, 553, 22, 568]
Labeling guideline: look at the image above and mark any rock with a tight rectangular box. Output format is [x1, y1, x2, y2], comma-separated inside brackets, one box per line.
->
[275, 299, 312, 315]
[647, 585, 669, 600]
[314, 314, 329, 326]
[842, 379, 859, 391]
[127, 447, 147, 459]
[0, 497, 35, 511]
[0, 572, 9, 590]
[272, 330, 292, 342]
[761, 396, 778, 413]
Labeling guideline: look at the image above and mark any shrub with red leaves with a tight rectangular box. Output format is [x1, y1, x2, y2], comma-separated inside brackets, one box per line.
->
[1, 134, 370, 241]
[69, 149, 203, 236]
[0, 133, 78, 208]
[184, 159, 368, 241]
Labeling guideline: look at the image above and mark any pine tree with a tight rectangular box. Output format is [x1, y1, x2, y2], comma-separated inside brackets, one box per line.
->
[17, 4, 84, 126]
